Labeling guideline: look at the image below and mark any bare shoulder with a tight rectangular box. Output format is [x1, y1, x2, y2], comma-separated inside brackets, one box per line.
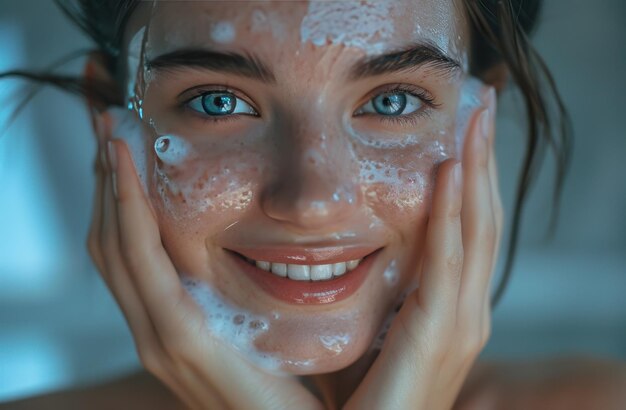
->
[455, 356, 626, 410]
[0, 370, 186, 410]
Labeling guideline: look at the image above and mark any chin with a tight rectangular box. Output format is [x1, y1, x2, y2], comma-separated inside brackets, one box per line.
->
[253, 319, 376, 375]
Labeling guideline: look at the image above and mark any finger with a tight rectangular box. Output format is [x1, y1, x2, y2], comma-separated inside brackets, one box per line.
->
[87, 153, 106, 272]
[416, 158, 464, 318]
[87, 114, 109, 272]
[481, 89, 498, 346]
[457, 106, 496, 323]
[485, 89, 503, 281]
[108, 140, 200, 337]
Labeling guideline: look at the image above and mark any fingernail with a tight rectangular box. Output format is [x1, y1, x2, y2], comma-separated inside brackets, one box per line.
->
[111, 172, 118, 200]
[107, 141, 119, 200]
[99, 145, 108, 172]
[107, 140, 117, 172]
[453, 161, 462, 190]
[482, 88, 496, 140]
[480, 109, 490, 140]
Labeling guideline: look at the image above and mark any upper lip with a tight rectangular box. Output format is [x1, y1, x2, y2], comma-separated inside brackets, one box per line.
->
[227, 245, 382, 265]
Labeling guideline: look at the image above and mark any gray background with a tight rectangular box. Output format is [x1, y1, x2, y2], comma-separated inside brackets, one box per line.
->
[1, 0, 625, 402]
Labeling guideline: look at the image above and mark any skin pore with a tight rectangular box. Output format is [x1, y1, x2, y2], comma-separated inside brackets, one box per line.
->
[102, 0, 488, 376]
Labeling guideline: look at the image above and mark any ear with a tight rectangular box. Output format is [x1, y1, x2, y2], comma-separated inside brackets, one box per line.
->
[83, 51, 120, 143]
[480, 62, 509, 94]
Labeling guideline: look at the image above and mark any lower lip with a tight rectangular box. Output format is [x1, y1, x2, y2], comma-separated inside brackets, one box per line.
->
[229, 250, 380, 305]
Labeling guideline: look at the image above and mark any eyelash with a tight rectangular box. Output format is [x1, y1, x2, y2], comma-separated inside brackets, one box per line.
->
[180, 84, 440, 126]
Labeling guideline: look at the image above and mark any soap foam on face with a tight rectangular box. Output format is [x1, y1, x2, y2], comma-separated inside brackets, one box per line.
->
[154, 135, 191, 165]
[181, 275, 284, 373]
[383, 259, 399, 286]
[319, 333, 351, 354]
[211, 21, 236, 44]
[300, 0, 395, 55]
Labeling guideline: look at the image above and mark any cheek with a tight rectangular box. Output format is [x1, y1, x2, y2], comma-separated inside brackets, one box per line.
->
[149, 145, 264, 272]
[152, 154, 255, 221]
[106, 108, 261, 230]
[150, 144, 263, 227]
[358, 125, 456, 227]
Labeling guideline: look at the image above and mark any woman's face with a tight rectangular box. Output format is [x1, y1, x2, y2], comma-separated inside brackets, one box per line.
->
[108, 0, 486, 374]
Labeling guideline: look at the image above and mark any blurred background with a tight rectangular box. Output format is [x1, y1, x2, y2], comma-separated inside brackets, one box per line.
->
[1, 0, 625, 403]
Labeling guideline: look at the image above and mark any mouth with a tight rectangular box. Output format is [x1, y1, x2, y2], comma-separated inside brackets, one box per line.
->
[225, 246, 383, 305]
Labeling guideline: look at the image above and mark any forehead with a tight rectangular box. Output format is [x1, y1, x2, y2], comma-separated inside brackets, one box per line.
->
[125, 0, 468, 63]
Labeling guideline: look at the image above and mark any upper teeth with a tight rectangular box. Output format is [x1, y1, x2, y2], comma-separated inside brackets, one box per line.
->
[253, 259, 363, 281]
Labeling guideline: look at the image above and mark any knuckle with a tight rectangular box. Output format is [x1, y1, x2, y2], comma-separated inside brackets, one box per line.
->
[482, 320, 492, 346]
[445, 249, 464, 276]
[119, 242, 148, 274]
[493, 198, 504, 222]
[482, 327, 491, 347]
[495, 212, 504, 232]
[462, 335, 484, 359]
[137, 346, 162, 375]
[101, 232, 120, 261]
[121, 249, 142, 273]
[478, 151, 490, 169]
[477, 220, 496, 244]
[494, 199, 504, 222]
[161, 332, 188, 362]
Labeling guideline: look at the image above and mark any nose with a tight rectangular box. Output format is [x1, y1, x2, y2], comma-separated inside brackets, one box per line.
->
[261, 126, 361, 232]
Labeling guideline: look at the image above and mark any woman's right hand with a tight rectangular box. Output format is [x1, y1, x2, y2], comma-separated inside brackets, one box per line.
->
[88, 121, 324, 410]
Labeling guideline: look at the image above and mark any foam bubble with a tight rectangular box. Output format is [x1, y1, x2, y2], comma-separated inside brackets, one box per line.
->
[211, 21, 236, 44]
[154, 135, 191, 165]
[319, 333, 351, 354]
[300, 1, 395, 55]
[383, 259, 399, 286]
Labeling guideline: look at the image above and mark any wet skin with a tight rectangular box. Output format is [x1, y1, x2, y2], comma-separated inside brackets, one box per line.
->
[111, 0, 483, 374]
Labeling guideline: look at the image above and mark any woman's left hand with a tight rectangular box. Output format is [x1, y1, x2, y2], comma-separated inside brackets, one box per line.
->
[344, 89, 502, 410]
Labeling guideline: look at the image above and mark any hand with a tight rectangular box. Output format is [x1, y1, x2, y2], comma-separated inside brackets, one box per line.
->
[88, 84, 501, 410]
[343, 88, 502, 410]
[88, 116, 324, 410]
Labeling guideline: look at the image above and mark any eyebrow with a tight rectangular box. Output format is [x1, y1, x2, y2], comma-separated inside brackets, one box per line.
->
[145, 42, 460, 85]
[145, 48, 276, 83]
[348, 43, 462, 80]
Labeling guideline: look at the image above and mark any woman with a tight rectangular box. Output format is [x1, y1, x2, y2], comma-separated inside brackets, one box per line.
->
[2, 0, 624, 409]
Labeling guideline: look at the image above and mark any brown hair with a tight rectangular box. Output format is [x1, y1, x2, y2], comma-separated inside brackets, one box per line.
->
[0, 0, 572, 308]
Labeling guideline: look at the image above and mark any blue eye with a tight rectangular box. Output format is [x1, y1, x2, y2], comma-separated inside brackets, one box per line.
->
[187, 91, 257, 117]
[373, 93, 406, 116]
[357, 91, 424, 117]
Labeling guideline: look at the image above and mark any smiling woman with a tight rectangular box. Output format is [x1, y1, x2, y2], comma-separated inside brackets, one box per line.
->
[100, 0, 492, 377]
[5, 0, 625, 409]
